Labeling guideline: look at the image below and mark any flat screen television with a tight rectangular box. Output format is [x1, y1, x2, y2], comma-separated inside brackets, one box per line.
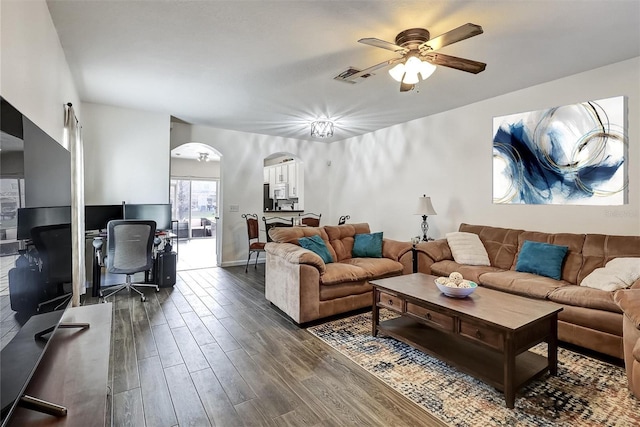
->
[123, 203, 172, 231]
[1, 97, 74, 426]
[16, 206, 71, 240]
[85, 204, 123, 231]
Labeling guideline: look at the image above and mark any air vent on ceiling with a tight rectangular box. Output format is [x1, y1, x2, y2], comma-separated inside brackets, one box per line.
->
[333, 67, 374, 84]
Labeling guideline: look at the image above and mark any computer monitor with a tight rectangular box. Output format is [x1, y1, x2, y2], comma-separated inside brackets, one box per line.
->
[123, 204, 172, 231]
[85, 204, 123, 231]
[16, 206, 71, 241]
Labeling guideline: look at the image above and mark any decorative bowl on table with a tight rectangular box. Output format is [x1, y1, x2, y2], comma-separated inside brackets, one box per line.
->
[435, 275, 478, 298]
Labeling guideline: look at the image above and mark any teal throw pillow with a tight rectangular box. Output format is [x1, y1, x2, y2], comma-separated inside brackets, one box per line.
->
[298, 235, 333, 264]
[353, 232, 383, 258]
[515, 240, 568, 280]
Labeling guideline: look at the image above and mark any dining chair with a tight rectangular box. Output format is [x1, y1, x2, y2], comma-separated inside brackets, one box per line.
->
[242, 213, 266, 272]
[298, 212, 321, 227]
[338, 215, 351, 225]
[262, 216, 294, 242]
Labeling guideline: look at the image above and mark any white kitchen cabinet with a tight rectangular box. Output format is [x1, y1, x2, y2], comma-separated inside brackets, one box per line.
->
[275, 165, 288, 183]
[288, 162, 298, 197]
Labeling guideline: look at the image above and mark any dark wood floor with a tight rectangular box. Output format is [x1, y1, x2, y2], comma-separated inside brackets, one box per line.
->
[83, 265, 446, 427]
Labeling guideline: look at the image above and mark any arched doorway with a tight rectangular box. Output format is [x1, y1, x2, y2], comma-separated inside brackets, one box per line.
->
[170, 142, 222, 269]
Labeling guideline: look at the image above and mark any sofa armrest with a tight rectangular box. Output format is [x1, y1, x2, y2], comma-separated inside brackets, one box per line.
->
[408, 239, 452, 274]
[382, 239, 413, 261]
[264, 242, 326, 274]
[615, 289, 640, 329]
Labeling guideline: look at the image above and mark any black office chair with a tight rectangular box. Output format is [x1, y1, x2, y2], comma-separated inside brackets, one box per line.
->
[30, 223, 73, 311]
[99, 220, 159, 302]
[262, 216, 294, 242]
[298, 212, 321, 227]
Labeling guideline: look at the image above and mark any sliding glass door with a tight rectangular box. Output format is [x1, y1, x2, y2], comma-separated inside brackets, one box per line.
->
[170, 178, 218, 269]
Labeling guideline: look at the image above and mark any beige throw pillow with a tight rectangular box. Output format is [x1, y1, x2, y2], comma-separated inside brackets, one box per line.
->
[580, 257, 640, 291]
[445, 232, 491, 266]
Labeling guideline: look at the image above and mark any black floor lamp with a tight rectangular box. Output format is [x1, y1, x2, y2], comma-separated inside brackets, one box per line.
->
[415, 195, 437, 241]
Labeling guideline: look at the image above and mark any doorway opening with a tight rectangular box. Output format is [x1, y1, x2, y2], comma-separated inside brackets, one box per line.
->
[170, 178, 218, 270]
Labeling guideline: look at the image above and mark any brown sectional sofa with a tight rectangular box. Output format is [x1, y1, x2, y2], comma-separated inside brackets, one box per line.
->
[265, 223, 411, 323]
[404, 223, 640, 359]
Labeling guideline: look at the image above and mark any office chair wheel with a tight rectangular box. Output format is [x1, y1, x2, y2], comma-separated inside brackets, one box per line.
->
[141, 296, 146, 302]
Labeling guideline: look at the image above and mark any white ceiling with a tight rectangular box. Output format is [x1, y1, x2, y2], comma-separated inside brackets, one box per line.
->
[46, 1, 640, 143]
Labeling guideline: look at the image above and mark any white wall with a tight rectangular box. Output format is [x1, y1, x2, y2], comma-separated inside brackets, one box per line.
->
[171, 158, 220, 179]
[0, 0, 80, 147]
[171, 123, 330, 266]
[329, 57, 640, 241]
[82, 103, 170, 204]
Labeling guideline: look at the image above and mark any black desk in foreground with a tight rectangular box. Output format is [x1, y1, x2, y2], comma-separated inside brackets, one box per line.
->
[7, 304, 112, 427]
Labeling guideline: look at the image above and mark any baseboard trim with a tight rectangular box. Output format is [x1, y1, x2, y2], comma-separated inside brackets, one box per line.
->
[220, 259, 265, 268]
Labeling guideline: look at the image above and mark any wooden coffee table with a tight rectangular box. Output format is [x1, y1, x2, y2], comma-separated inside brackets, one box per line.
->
[371, 273, 563, 408]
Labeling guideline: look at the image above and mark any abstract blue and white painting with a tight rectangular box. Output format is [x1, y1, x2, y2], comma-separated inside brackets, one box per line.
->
[493, 96, 627, 205]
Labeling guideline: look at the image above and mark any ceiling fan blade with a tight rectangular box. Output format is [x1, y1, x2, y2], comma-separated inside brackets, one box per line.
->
[424, 52, 486, 74]
[400, 81, 414, 92]
[342, 58, 403, 82]
[358, 37, 409, 54]
[419, 23, 483, 51]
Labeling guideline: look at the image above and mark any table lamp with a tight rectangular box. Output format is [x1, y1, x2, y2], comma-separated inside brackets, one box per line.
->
[415, 195, 437, 241]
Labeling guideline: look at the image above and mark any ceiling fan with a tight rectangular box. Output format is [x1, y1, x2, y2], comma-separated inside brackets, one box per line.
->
[341, 23, 486, 92]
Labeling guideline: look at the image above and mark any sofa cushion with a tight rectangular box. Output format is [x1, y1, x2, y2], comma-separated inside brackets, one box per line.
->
[579, 234, 640, 284]
[342, 258, 403, 279]
[320, 262, 369, 285]
[459, 223, 523, 269]
[319, 280, 372, 301]
[298, 235, 333, 264]
[515, 240, 568, 280]
[324, 223, 371, 262]
[430, 260, 503, 283]
[479, 270, 569, 299]
[580, 258, 640, 291]
[548, 285, 622, 313]
[446, 232, 490, 266]
[353, 232, 383, 258]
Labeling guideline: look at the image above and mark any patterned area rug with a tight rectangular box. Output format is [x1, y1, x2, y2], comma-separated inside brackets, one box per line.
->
[307, 310, 640, 427]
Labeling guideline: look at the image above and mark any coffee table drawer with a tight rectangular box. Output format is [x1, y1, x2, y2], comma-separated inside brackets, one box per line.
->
[406, 302, 454, 331]
[378, 292, 404, 313]
[459, 319, 504, 350]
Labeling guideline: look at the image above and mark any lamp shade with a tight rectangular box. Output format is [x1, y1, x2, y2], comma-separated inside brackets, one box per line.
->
[415, 195, 437, 216]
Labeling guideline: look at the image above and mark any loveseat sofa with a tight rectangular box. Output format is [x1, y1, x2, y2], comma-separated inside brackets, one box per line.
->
[404, 223, 640, 359]
[265, 223, 411, 324]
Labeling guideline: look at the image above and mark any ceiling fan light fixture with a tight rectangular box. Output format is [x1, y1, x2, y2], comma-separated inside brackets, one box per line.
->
[389, 56, 435, 85]
[311, 120, 334, 138]
[403, 71, 420, 85]
[388, 63, 406, 82]
[419, 61, 437, 80]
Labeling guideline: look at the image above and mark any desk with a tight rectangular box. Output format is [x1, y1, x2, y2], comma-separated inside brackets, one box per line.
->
[89, 231, 177, 297]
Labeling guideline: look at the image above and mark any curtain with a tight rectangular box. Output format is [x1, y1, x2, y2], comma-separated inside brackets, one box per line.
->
[64, 103, 86, 306]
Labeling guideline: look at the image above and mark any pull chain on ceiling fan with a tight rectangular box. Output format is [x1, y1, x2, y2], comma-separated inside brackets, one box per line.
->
[342, 23, 486, 92]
